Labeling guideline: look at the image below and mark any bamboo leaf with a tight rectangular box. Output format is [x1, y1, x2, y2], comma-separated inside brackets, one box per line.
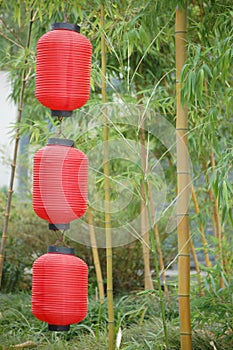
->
[199, 68, 204, 99]
[221, 205, 227, 224]
[222, 180, 229, 209]
[190, 70, 196, 97]
[203, 63, 213, 79]
[193, 44, 201, 67]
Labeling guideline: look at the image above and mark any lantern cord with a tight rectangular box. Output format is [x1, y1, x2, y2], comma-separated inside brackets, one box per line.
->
[64, 3, 68, 23]
[53, 230, 69, 247]
[54, 116, 66, 139]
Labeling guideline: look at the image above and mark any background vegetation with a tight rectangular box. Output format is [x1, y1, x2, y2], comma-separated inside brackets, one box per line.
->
[0, 0, 232, 349]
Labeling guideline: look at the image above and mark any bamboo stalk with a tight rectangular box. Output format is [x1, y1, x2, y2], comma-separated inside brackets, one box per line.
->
[175, 4, 192, 349]
[140, 125, 153, 290]
[141, 186, 153, 290]
[88, 208, 105, 303]
[202, 157, 224, 288]
[136, 65, 153, 290]
[190, 237, 204, 296]
[0, 10, 35, 288]
[140, 122, 153, 290]
[100, 5, 114, 350]
[210, 151, 224, 288]
[168, 156, 203, 294]
[191, 185, 212, 268]
[148, 183, 169, 297]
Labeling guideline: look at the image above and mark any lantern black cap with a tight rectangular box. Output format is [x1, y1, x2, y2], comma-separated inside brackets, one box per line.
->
[51, 22, 80, 33]
[48, 324, 70, 332]
[51, 110, 73, 117]
[48, 223, 71, 231]
[47, 138, 74, 147]
[48, 245, 75, 255]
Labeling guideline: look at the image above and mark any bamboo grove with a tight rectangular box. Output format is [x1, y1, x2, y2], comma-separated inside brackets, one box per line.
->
[0, 1, 232, 349]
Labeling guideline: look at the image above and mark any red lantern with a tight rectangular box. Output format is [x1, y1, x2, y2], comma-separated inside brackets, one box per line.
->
[35, 23, 92, 117]
[33, 138, 88, 230]
[32, 245, 88, 331]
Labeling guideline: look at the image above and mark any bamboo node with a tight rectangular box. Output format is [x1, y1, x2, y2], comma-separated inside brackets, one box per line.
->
[177, 171, 190, 175]
[178, 253, 190, 257]
[175, 30, 187, 34]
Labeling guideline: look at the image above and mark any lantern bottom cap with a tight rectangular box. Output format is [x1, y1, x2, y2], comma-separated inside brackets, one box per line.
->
[48, 324, 70, 332]
[49, 223, 70, 231]
[51, 110, 73, 117]
[48, 245, 75, 255]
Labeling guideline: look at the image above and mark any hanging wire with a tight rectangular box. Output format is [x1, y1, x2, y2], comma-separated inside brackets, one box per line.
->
[53, 229, 69, 247]
[54, 116, 67, 138]
[64, 3, 68, 23]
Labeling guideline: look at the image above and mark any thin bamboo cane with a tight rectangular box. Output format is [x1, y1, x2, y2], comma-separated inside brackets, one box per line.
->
[190, 237, 204, 296]
[88, 208, 105, 303]
[141, 185, 153, 290]
[140, 125, 153, 290]
[148, 183, 169, 298]
[136, 66, 153, 290]
[191, 185, 212, 268]
[202, 157, 224, 288]
[100, 5, 114, 350]
[175, 4, 192, 349]
[0, 10, 35, 288]
[210, 152, 224, 288]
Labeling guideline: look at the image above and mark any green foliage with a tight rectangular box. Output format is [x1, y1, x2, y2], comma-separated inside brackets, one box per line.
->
[0, 287, 233, 349]
[0, 1, 233, 348]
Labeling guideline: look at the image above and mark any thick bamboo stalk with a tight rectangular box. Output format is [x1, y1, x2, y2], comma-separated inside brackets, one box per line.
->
[0, 10, 35, 288]
[100, 5, 114, 350]
[175, 5, 192, 349]
[168, 156, 203, 294]
[88, 208, 105, 303]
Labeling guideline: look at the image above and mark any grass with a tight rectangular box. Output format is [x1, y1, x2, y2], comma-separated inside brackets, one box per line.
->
[0, 288, 232, 349]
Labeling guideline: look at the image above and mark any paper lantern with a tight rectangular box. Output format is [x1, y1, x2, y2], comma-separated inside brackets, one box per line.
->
[35, 22, 92, 117]
[33, 138, 88, 230]
[32, 245, 88, 331]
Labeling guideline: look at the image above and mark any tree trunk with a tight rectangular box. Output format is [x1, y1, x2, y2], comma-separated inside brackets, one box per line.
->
[175, 4, 192, 349]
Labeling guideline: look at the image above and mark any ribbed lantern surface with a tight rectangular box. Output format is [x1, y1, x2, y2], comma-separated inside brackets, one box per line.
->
[32, 246, 88, 331]
[33, 138, 88, 230]
[35, 23, 92, 117]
